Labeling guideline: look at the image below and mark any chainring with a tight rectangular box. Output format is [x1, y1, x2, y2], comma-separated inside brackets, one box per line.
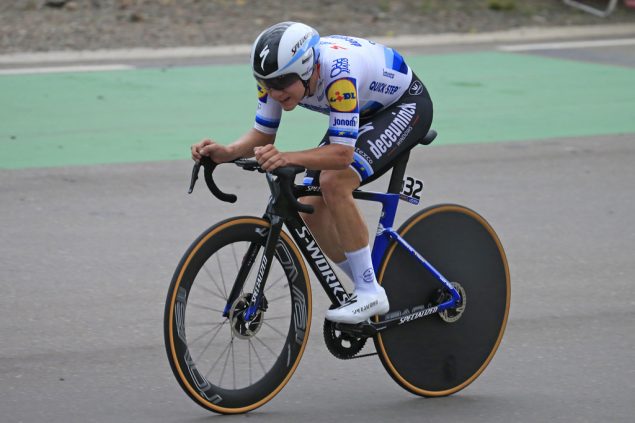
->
[323, 319, 367, 359]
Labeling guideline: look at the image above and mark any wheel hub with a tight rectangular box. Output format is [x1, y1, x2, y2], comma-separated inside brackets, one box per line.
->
[439, 282, 467, 323]
[228, 294, 265, 339]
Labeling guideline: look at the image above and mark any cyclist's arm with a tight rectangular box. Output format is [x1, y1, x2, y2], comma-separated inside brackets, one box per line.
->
[226, 128, 276, 159]
[195, 128, 275, 162]
[255, 143, 353, 172]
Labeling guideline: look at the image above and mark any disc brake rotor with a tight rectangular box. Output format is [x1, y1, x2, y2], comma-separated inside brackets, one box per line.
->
[439, 282, 467, 323]
[228, 293, 265, 339]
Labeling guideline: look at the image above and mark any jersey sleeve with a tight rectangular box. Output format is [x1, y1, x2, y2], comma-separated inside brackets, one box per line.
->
[326, 77, 359, 147]
[254, 83, 282, 135]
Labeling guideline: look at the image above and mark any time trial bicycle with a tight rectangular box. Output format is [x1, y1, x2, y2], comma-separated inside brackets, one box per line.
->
[164, 129, 510, 414]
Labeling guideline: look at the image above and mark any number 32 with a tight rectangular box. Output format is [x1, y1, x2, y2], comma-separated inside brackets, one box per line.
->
[401, 176, 423, 200]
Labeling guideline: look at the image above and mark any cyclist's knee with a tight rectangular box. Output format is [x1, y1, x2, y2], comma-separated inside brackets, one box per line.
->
[319, 169, 359, 202]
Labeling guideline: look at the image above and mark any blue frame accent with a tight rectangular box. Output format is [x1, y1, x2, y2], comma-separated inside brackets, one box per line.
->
[359, 190, 461, 306]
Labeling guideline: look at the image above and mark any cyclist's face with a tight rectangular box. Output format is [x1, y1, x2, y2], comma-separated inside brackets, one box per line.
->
[267, 80, 305, 111]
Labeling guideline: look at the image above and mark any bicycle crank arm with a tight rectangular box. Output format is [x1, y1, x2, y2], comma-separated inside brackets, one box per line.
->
[335, 298, 458, 337]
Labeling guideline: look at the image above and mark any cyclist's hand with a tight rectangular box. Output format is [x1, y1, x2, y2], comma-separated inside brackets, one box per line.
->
[192, 139, 231, 163]
[254, 144, 289, 172]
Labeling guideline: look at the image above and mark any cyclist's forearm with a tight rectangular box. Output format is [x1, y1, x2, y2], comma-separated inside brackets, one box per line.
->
[228, 128, 275, 159]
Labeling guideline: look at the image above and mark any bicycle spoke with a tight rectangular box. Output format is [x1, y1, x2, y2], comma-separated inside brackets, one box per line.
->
[195, 281, 226, 301]
[187, 321, 227, 328]
[249, 339, 267, 375]
[187, 302, 226, 314]
[217, 339, 233, 387]
[264, 273, 285, 292]
[203, 263, 227, 300]
[266, 293, 289, 304]
[188, 321, 225, 346]
[231, 242, 242, 272]
[205, 339, 232, 380]
[263, 321, 287, 339]
[264, 315, 289, 321]
[195, 320, 228, 363]
[231, 337, 237, 389]
[253, 333, 279, 358]
[215, 253, 229, 298]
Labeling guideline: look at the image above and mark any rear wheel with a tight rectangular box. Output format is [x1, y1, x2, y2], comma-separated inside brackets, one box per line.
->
[374, 204, 510, 396]
[164, 216, 311, 414]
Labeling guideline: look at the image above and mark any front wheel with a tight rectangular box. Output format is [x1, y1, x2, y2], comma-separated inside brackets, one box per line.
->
[164, 216, 312, 414]
[374, 204, 510, 397]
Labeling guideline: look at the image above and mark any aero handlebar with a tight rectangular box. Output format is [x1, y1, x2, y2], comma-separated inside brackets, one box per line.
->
[188, 157, 314, 214]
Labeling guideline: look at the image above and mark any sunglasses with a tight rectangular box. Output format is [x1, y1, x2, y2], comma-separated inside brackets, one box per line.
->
[257, 74, 301, 91]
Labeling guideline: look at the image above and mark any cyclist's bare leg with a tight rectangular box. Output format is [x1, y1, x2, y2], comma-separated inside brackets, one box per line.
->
[318, 168, 388, 322]
[299, 169, 368, 260]
[299, 196, 347, 263]
[318, 168, 368, 252]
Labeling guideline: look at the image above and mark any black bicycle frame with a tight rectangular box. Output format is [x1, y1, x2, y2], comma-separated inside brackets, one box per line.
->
[226, 172, 351, 323]
[204, 131, 460, 337]
[225, 174, 459, 338]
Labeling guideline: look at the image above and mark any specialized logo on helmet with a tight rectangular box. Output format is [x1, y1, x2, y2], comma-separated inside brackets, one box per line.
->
[259, 44, 270, 71]
[291, 32, 312, 54]
[327, 78, 358, 113]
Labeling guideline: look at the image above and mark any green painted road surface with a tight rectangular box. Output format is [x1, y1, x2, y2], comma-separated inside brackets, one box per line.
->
[1, 51, 634, 169]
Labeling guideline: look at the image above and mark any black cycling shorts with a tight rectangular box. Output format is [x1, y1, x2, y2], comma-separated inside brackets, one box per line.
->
[303, 73, 433, 187]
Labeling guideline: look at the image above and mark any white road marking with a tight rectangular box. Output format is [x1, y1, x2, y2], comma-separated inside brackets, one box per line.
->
[0, 64, 134, 75]
[1, 23, 634, 66]
[499, 38, 635, 52]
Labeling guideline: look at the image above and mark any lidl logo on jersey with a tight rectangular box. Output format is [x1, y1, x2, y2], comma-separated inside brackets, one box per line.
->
[257, 83, 268, 103]
[327, 78, 358, 113]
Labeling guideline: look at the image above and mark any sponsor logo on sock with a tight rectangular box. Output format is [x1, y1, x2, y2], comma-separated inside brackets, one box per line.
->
[362, 268, 374, 283]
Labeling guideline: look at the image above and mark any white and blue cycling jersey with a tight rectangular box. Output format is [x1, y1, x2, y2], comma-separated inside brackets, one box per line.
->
[254, 35, 413, 147]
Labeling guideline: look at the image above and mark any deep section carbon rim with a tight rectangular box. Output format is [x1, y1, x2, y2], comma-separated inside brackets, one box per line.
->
[164, 217, 311, 414]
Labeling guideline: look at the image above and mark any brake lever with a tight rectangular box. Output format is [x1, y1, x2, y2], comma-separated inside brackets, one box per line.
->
[188, 162, 201, 194]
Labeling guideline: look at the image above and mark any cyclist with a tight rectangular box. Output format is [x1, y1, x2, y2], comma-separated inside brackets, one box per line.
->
[191, 22, 433, 324]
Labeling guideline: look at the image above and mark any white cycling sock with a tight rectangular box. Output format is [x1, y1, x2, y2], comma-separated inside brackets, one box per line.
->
[334, 258, 354, 282]
[344, 246, 381, 293]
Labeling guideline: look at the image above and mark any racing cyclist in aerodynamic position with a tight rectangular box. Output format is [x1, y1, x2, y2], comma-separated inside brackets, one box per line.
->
[191, 22, 433, 324]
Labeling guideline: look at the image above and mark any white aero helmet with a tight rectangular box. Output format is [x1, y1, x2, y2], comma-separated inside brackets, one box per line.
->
[251, 22, 320, 90]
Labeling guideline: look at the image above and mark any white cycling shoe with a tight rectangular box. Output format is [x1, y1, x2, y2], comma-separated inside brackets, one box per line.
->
[325, 287, 390, 324]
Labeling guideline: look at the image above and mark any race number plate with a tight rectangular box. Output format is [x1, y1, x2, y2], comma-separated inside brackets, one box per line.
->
[399, 175, 424, 205]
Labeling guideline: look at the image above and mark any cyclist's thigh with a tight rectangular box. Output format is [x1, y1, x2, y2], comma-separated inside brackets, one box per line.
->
[299, 195, 327, 224]
[352, 74, 433, 185]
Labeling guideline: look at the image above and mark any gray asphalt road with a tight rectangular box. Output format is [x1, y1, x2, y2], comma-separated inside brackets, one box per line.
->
[2, 34, 635, 422]
[2, 134, 634, 423]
